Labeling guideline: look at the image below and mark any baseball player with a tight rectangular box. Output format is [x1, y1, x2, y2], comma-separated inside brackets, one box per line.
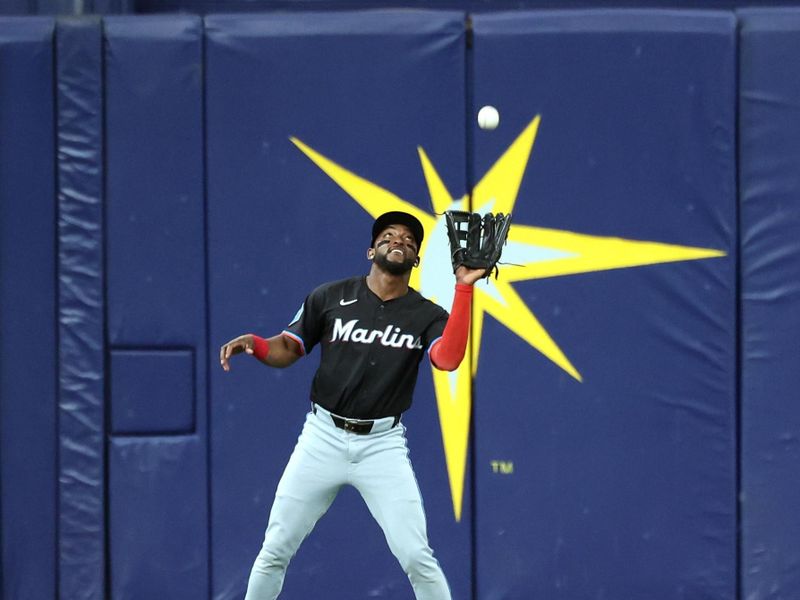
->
[220, 211, 486, 600]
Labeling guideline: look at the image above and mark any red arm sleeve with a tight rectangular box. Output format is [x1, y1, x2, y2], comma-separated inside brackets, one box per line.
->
[429, 283, 473, 372]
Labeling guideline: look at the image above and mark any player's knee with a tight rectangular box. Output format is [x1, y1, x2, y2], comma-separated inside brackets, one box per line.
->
[252, 538, 294, 574]
[252, 545, 290, 575]
[398, 544, 440, 579]
[256, 518, 308, 568]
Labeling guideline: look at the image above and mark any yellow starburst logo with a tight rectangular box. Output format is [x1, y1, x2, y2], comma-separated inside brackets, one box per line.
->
[290, 116, 725, 522]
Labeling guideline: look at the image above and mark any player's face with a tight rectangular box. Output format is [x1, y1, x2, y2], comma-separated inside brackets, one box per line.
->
[371, 224, 419, 275]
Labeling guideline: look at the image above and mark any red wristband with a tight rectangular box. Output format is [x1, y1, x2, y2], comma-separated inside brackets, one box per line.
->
[251, 335, 270, 361]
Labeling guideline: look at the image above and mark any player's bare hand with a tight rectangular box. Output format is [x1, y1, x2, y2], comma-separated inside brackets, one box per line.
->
[219, 334, 255, 371]
[455, 265, 487, 286]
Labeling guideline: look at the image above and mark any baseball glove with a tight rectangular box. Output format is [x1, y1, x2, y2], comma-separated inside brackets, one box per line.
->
[444, 210, 512, 278]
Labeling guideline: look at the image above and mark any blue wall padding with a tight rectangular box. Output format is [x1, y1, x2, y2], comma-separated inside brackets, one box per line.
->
[110, 349, 195, 433]
[0, 0, 133, 15]
[103, 15, 209, 600]
[0, 17, 58, 600]
[0, 1, 29, 15]
[739, 9, 800, 600]
[108, 437, 207, 600]
[205, 11, 469, 598]
[3, 9, 800, 600]
[105, 15, 205, 347]
[55, 17, 107, 600]
[471, 10, 737, 600]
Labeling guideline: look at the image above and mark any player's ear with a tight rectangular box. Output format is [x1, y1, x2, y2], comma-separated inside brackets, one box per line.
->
[413, 257, 420, 267]
[367, 247, 376, 260]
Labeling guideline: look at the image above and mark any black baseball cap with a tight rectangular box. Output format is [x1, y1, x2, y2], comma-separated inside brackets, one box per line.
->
[371, 211, 425, 248]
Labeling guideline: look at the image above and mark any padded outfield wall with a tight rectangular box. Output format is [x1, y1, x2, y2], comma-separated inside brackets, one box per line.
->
[0, 9, 796, 600]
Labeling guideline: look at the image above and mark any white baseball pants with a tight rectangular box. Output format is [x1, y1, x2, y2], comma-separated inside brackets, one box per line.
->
[244, 406, 452, 600]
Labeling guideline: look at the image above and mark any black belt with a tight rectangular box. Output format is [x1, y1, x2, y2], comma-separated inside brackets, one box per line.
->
[330, 415, 375, 434]
[312, 404, 400, 435]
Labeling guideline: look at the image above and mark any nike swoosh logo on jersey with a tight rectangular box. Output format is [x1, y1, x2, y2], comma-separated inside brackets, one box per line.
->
[339, 298, 358, 306]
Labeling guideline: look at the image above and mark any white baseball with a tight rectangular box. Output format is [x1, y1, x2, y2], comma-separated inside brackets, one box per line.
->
[477, 105, 500, 130]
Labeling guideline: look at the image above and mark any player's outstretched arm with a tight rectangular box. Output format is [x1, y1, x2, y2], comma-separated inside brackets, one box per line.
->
[428, 266, 486, 372]
[430, 281, 476, 373]
[220, 333, 302, 371]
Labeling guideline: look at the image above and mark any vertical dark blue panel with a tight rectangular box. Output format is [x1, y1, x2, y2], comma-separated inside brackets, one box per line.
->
[472, 10, 737, 599]
[105, 15, 205, 347]
[104, 15, 207, 600]
[206, 11, 468, 599]
[107, 437, 206, 600]
[0, 17, 57, 600]
[56, 16, 105, 600]
[739, 9, 800, 600]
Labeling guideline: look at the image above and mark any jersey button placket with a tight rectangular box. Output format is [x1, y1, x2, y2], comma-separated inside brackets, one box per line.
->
[369, 304, 385, 368]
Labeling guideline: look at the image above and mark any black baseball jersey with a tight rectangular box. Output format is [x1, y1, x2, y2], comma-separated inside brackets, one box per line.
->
[283, 276, 448, 419]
